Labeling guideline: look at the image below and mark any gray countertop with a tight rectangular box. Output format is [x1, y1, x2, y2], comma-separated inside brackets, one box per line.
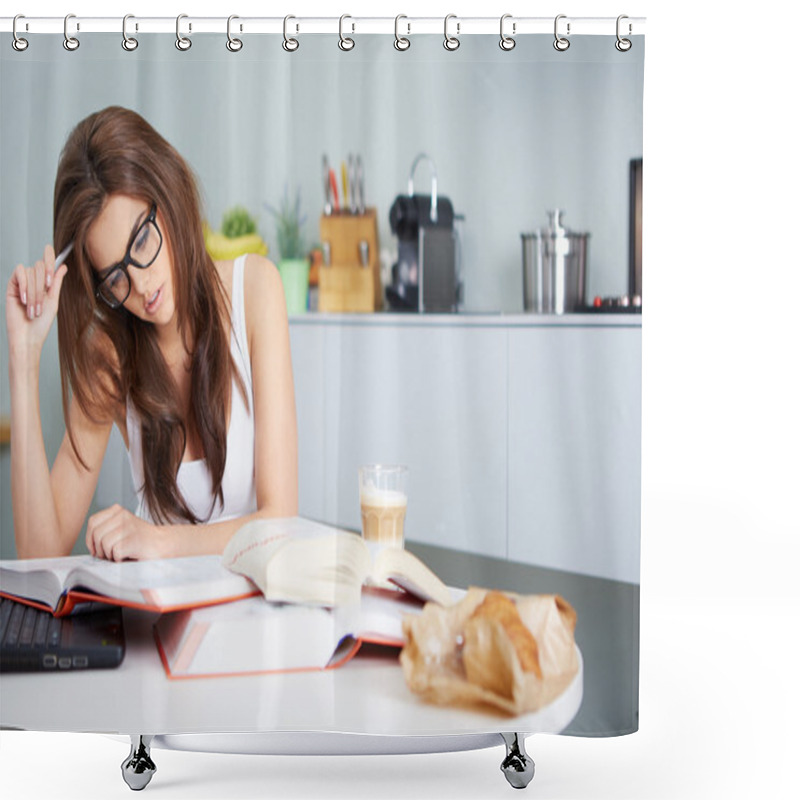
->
[408, 542, 639, 737]
[289, 312, 642, 329]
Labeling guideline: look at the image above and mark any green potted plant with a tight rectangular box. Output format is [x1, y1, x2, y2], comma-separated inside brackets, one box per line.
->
[265, 188, 309, 315]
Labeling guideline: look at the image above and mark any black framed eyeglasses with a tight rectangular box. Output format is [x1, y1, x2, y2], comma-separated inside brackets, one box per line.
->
[94, 202, 163, 309]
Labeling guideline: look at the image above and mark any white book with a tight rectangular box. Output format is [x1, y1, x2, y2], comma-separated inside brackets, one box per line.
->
[154, 588, 428, 678]
[221, 517, 453, 608]
[0, 554, 257, 616]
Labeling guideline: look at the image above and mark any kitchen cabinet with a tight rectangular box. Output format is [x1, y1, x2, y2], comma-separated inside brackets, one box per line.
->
[290, 320, 508, 558]
[507, 327, 641, 584]
[290, 313, 642, 585]
[290, 323, 327, 522]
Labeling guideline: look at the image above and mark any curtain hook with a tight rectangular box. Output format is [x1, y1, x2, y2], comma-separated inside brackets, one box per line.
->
[283, 15, 299, 52]
[554, 14, 570, 51]
[443, 14, 460, 51]
[394, 14, 410, 51]
[176, 14, 192, 51]
[63, 13, 80, 51]
[339, 14, 355, 51]
[12, 15, 29, 52]
[227, 15, 243, 52]
[499, 14, 516, 51]
[615, 15, 632, 51]
[122, 15, 138, 51]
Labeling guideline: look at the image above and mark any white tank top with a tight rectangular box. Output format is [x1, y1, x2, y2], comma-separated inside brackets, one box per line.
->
[126, 254, 257, 524]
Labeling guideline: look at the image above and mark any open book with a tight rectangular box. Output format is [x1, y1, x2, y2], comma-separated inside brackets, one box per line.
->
[154, 587, 428, 679]
[0, 555, 258, 617]
[221, 517, 453, 608]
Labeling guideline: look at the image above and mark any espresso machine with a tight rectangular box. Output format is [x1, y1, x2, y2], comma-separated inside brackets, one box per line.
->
[387, 154, 462, 312]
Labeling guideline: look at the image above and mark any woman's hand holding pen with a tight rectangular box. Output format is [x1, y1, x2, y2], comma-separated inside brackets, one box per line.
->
[85, 504, 172, 561]
[5, 245, 68, 361]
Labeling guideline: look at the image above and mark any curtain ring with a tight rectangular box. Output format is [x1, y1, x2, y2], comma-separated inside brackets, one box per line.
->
[339, 14, 355, 51]
[443, 14, 460, 51]
[394, 15, 410, 51]
[553, 14, 570, 51]
[63, 14, 80, 51]
[227, 15, 243, 52]
[283, 15, 299, 52]
[499, 14, 516, 51]
[122, 15, 138, 51]
[176, 14, 192, 51]
[12, 15, 29, 52]
[615, 15, 632, 52]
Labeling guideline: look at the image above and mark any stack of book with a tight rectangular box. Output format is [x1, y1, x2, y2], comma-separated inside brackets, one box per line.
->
[0, 517, 453, 679]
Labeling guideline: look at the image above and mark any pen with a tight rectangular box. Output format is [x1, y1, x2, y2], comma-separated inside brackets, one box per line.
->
[55, 242, 74, 269]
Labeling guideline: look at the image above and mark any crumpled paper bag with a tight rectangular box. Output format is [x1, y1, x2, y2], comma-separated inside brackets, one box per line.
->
[400, 587, 578, 716]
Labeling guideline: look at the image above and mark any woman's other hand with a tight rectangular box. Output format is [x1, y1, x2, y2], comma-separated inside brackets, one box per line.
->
[5, 245, 68, 361]
[86, 504, 171, 561]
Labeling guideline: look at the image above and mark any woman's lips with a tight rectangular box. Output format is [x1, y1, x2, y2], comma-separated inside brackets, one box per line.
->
[145, 287, 163, 314]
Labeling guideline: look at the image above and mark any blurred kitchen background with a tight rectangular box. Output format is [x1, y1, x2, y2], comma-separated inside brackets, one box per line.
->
[1, 33, 643, 585]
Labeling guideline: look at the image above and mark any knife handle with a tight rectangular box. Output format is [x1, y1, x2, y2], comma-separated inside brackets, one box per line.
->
[328, 168, 340, 212]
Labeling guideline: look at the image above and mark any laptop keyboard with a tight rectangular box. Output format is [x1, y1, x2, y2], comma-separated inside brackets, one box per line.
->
[1, 597, 62, 649]
[1, 596, 125, 672]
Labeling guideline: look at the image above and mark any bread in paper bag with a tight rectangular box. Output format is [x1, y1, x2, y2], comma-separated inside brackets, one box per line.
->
[400, 587, 578, 716]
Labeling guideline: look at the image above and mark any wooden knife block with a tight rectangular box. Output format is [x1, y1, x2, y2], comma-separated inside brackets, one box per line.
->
[318, 209, 382, 312]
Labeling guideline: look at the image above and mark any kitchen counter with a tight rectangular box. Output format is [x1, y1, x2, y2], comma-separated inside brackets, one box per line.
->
[290, 311, 642, 328]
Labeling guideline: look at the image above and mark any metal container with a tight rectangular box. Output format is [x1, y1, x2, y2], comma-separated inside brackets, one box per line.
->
[521, 210, 589, 314]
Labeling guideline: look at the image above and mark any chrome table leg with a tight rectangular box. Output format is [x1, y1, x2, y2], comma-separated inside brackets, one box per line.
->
[121, 735, 156, 791]
[500, 732, 535, 789]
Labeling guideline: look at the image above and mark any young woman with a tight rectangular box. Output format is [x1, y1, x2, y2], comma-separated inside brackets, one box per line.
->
[5, 106, 298, 561]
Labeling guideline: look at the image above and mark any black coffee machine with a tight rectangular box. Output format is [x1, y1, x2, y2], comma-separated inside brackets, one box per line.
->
[387, 154, 461, 312]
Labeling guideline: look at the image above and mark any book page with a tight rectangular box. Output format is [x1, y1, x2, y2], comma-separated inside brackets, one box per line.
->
[357, 588, 426, 645]
[372, 547, 454, 606]
[223, 517, 370, 606]
[0, 555, 95, 609]
[70, 555, 255, 608]
[222, 517, 318, 574]
[155, 596, 359, 676]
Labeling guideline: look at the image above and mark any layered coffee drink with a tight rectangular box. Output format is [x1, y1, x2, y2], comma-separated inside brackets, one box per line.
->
[360, 488, 407, 548]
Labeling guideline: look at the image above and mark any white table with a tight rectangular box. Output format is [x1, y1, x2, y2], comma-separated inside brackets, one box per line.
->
[1, 606, 583, 790]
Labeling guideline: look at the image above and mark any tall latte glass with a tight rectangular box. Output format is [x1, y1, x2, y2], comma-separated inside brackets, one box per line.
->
[358, 465, 408, 549]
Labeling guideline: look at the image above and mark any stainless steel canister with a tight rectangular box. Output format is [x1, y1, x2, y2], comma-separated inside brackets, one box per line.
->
[521, 210, 589, 313]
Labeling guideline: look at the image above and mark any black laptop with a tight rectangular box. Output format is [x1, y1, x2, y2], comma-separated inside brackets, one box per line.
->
[0, 596, 125, 672]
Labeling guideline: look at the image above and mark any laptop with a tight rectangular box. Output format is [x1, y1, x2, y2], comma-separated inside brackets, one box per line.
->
[0, 596, 125, 672]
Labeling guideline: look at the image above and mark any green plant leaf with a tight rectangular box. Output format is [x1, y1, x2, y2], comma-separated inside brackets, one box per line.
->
[265, 186, 308, 261]
[221, 206, 258, 238]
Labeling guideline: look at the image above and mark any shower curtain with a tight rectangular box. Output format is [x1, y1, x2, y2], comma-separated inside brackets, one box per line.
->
[0, 14, 644, 790]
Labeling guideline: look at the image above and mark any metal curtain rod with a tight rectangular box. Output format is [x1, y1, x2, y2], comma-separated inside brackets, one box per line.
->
[0, 16, 646, 36]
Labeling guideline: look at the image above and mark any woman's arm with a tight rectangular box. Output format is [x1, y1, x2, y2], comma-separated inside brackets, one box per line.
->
[13, 368, 113, 558]
[7, 246, 112, 558]
[245, 253, 299, 518]
[85, 254, 299, 561]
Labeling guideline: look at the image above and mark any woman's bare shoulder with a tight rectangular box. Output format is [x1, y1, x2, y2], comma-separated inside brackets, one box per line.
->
[242, 254, 283, 340]
[242, 253, 280, 293]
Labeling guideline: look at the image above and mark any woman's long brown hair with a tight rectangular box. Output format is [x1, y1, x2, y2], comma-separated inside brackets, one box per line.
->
[53, 106, 245, 525]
